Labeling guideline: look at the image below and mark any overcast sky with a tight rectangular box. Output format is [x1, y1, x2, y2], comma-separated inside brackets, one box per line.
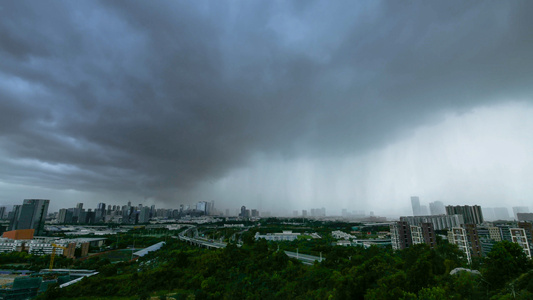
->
[1, 1, 532, 216]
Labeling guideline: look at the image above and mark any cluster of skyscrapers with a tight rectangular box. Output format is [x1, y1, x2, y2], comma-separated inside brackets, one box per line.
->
[0, 199, 222, 229]
[55, 200, 217, 224]
[391, 196, 533, 264]
[410, 196, 446, 216]
[239, 206, 259, 218]
[291, 207, 326, 218]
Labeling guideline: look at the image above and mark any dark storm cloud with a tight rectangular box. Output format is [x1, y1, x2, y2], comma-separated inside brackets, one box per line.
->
[1, 1, 532, 202]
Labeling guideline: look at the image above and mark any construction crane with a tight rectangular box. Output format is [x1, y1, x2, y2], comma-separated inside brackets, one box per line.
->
[49, 243, 67, 271]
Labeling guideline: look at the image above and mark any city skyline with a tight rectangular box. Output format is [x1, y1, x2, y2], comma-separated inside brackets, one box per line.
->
[2, 1, 533, 215]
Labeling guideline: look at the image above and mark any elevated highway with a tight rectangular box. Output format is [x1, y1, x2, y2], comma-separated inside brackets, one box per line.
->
[284, 251, 324, 265]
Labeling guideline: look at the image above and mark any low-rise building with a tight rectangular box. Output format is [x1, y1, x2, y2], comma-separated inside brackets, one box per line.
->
[331, 230, 355, 240]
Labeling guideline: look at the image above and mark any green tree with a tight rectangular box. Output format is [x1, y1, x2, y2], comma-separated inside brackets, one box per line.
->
[483, 241, 531, 290]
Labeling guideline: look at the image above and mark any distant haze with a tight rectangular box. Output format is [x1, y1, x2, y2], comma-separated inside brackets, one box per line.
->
[1, 1, 533, 215]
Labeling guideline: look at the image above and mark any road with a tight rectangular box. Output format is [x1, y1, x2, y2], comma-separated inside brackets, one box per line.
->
[284, 251, 324, 265]
[176, 226, 324, 263]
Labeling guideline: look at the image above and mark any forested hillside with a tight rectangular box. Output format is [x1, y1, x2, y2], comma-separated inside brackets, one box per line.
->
[38, 238, 533, 299]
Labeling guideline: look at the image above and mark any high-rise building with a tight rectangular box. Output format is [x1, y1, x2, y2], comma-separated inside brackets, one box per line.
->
[445, 205, 484, 225]
[0, 207, 5, 220]
[421, 223, 436, 249]
[400, 214, 464, 230]
[197, 202, 207, 214]
[58, 209, 68, 223]
[496, 224, 513, 242]
[95, 203, 106, 223]
[139, 207, 151, 223]
[390, 221, 435, 250]
[420, 205, 429, 216]
[448, 227, 472, 264]
[7, 205, 20, 221]
[390, 221, 412, 250]
[510, 228, 531, 258]
[517, 213, 533, 222]
[411, 196, 421, 216]
[518, 222, 533, 250]
[9, 199, 49, 235]
[513, 206, 530, 220]
[429, 201, 446, 215]
[464, 224, 482, 258]
[150, 205, 156, 218]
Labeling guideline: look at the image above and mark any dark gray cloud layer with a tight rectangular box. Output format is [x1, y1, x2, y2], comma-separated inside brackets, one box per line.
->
[1, 1, 532, 203]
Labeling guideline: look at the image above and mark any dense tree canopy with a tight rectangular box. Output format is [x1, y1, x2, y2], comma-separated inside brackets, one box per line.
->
[32, 238, 533, 299]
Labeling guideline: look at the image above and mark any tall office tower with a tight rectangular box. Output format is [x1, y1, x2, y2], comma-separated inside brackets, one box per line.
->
[139, 207, 151, 223]
[97, 202, 106, 211]
[197, 201, 207, 214]
[251, 209, 259, 217]
[517, 213, 533, 222]
[58, 209, 68, 223]
[429, 201, 446, 215]
[150, 205, 156, 218]
[411, 196, 421, 216]
[494, 207, 510, 220]
[240, 206, 246, 217]
[58, 208, 73, 224]
[95, 202, 106, 222]
[225, 209, 230, 217]
[9, 199, 50, 235]
[0, 206, 5, 219]
[73, 202, 83, 219]
[78, 209, 87, 224]
[7, 205, 20, 221]
[8, 205, 21, 230]
[302, 210, 307, 217]
[420, 205, 430, 216]
[445, 205, 484, 225]
[513, 206, 530, 220]
[204, 201, 213, 215]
